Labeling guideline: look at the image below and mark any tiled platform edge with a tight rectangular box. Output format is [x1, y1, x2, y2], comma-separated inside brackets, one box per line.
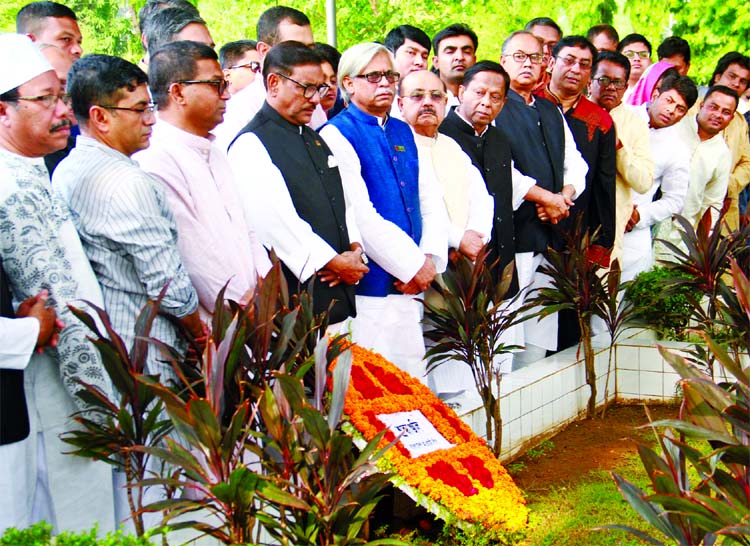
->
[454, 328, 695, 462]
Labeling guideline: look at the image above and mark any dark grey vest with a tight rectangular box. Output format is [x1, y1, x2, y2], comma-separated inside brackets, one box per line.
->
[439, 109, 518, 296]
[231, 102, 356, 323]
[497, 91, 566, 252]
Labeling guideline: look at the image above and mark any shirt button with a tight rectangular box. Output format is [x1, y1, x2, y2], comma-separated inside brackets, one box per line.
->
[400, 181, 406, 187]
[393, 156, 398, 162]
[406, 207, 412, 213]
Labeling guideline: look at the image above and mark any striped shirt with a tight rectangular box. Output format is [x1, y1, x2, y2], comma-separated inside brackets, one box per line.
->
[52, 136, 198, 382]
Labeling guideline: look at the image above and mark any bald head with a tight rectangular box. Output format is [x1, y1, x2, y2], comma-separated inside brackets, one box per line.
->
[398, 69, 448, 137]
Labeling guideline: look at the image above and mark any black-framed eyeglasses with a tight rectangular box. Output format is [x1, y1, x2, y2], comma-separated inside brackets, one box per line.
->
[98, 103, 157, 116]
[275, 72, 330, 99]
[4, 93, 71, 109]
[355, 70, 400, 84]
[175, 79, 229, 96]
[503, 51, 544, 65]
[406, 90, 447, 102]
[592, 76, 627, 90]
[229, 61, 261, 73]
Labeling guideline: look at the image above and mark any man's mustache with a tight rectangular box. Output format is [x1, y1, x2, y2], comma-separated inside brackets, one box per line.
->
[51, 119, 72, 132]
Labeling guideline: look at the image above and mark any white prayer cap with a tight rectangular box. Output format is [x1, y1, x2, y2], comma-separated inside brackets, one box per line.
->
[0, 33, 54, 95]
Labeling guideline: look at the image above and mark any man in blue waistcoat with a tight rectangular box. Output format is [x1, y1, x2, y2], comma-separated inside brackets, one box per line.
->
[320, 42, 448, 382]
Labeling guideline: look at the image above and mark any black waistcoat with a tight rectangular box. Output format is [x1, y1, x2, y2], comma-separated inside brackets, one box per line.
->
[496, 91, 566, 253]
[0, 257, 31, 445]
[231, 102, 355, 324]
[439, 109, 519, 296]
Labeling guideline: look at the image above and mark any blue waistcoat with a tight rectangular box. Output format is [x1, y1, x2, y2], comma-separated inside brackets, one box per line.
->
[325, 104, 422, 297]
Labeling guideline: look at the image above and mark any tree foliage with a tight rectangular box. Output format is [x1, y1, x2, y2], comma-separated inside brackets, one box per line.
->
[0, 0, 742, 81]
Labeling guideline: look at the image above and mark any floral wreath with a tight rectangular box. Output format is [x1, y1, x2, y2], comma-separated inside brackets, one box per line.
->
[335, 343, 528, 533]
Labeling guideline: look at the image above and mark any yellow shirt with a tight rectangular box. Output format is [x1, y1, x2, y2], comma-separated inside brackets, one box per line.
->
[609, 103, 654, 264]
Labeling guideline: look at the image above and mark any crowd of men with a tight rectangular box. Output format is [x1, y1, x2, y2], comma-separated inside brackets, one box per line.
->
[1, 0, 749, 533]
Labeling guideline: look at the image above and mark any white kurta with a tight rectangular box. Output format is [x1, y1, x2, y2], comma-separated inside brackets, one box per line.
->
[653, 114, 732, 262]
[319, 117, 449, 382]
[227, 130, 361, 283]
[0, 150, 114, 533]
[621, 105, 691, 282]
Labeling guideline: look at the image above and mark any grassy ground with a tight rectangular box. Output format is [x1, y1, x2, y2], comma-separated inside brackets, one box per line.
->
[517, 455, 654, 546]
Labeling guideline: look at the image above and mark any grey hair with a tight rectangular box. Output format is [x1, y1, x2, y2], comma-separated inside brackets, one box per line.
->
[501, 30, 542, 55]
[338, 42, 393, 103]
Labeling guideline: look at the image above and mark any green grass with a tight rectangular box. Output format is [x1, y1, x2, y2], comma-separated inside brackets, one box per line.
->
[518, 455, 655, 546]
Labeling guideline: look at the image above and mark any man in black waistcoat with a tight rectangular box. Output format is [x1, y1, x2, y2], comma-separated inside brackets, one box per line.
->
[439, 61, 576, 293]
[498, 31, 589, 365]
[227, 41, 368, 326]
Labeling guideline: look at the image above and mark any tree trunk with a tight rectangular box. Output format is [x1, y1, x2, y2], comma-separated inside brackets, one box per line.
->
[492, 372, 503, 456]
[580, 315, 597, 418]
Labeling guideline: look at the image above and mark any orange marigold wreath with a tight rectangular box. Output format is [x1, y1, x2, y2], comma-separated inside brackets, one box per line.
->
[334, 343, 528, 533]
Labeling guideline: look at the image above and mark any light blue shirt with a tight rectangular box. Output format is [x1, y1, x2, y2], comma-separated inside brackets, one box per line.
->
[53, 136, 198, 382]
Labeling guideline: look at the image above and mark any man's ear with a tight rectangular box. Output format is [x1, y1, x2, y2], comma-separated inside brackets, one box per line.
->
[256, 41, 271, 60]
[650, 87, 660, 102]
[88, 105, 109, 131]
[457, 84, 465, 104]
[168, 81, 187, 105]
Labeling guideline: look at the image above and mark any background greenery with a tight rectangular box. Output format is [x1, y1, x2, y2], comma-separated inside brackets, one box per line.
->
[0, 0, 747, 83]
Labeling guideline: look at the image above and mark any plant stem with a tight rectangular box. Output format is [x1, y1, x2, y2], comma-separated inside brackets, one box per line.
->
[579, 315, 596, 418]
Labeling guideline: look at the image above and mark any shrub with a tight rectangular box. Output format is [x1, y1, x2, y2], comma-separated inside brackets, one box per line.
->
[626, 266, 698, 340]
[0, 523, 156, 546]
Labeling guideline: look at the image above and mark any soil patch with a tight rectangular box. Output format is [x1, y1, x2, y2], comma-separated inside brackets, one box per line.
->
[510, 403, 679, 493]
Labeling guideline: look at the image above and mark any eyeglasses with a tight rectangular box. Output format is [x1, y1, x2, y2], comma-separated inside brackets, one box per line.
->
[98, 103, 157, 116]
[175, 79, 229, 96]
[355, 70, 400, 84]
[229, 61, 261, 73]
[623, 50, 650, 60]
[4, 93, 71, 109]
[275, 72, 330, 99]
[504, 51, 544, 65]
[556, 56, 592, 70]
[592, 76, 627, 90]
[405, 90, 447, 102]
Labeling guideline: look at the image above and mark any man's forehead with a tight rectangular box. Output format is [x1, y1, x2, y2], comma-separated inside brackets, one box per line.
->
[595, 60, 625, 77]
[530, 26, 559, 44]
[402, 71, 443, 92]
[660, 89, 686, 105]
[704, 92, 736, 108]
[467, 70, 505, 88]
[723, 63, 750, 76]
[277, 21, 313, 45]
[509, 34, 542, 52]
[438, 35, 474, 51]
[17, 69, 60, 94]
[291, 63, 324, 80]
[558, 46, 593, 59]
[399, 38, 428, 53]
[622, 42, 649, 51]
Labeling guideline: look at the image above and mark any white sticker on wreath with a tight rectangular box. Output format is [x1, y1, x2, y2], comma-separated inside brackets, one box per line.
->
[377, 410, 454, 458]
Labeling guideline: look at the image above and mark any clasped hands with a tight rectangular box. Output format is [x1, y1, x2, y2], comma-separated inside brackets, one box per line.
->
[535, 187, 575, 224]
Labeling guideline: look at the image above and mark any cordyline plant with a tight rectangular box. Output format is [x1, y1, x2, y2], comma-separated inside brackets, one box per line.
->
[422, 249, 521, 455]
[61, 286, 179, 537]
[521, 214, 632, 418]
[655, 207, 750, 374]
[66, 261, 404, 545]
[608, 260, 750, 546]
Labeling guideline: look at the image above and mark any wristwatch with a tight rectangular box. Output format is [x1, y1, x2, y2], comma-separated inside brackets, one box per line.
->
[359, 251, 369, 265]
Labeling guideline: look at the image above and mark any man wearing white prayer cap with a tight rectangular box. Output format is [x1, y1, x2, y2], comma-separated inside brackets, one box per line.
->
[0, 33, 115, 534]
